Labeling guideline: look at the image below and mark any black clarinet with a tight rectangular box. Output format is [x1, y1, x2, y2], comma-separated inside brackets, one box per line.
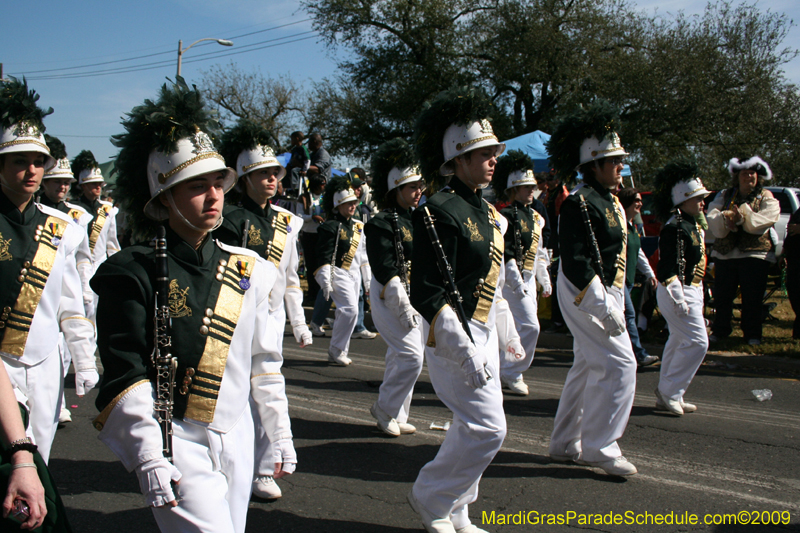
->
[242, 218, 250, 248]
[152, 226, 178, 462]
[675, 209, 685, 285]
[330, 222, 342, 290]
[513, 205, 525, 274]
[421, 206, 475, 344]
[388, 210, 410, 295]
[578, 195, 606, 287]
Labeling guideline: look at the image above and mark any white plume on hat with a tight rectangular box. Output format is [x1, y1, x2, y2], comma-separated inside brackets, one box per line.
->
[727, 156, 772, 181]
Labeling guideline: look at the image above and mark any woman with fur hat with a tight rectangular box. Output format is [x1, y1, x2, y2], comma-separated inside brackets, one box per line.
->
[0, 78, 98, 463]
[706, 156, 780, 345]
[491, 150, 551, 396]
[408, 86, 514, 533]
[313, 175, 371, 366]
[91, 79, 289, 533]
[363, 138, 425, 437]
[652, 158, 710, 415]
[213, 119, 306, 500]
[544, 100, 638, 477]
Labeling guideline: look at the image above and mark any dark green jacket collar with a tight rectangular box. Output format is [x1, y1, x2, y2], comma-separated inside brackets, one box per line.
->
[38, 194, 63, 210]
[240, 193, 271, 219]
[448, 176, 483, 208]
[0, 189, 37, 224]
[583, 176, 613, 200]
[333, 212, 353, 224]
[165, 225, 215, 266]
[75, 195, 100, 213]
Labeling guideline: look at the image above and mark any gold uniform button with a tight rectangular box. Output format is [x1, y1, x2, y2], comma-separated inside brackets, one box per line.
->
[473, 291, 480, 298]
[183, 376, 192, 385]
[199, 325, 209, 335]
[215, 273, 224, 281]
[219, 259, 227, 267]
[217, 265, 226, 273]
[186, 367, 196, 376]
[205, 308, 214, 317]
[17, 275, 25, 282]
[3, 307, 10, 313]
[33, 236, 39, 242]
[180, 386, 188, 395]
[0, 321, 5, 328]
[22, 262, 30, 269]
[202, 317, 211, 326]
[19, 269, 27, 276]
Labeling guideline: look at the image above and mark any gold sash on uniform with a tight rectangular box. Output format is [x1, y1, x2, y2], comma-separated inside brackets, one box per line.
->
[340, 221, 364, 271]
[522, 211, 542, 273]
[472, 205, 505, 324]
[265, 212, 290, 267]
[691, 224, 706, 286]
[1, 217, 67, 357]
[88, 205, 109, 253]
[183, 253, 253, 424]
[612, 196, 627, 289]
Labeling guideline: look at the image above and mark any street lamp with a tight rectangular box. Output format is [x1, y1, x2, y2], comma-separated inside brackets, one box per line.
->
[176, 38, 234, 77]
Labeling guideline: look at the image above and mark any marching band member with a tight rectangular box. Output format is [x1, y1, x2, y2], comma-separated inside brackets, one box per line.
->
[215, 119, 308, 500]
[408, 86, 512, 533]
[545, 101, 638, 476]
[364, 139, 424, 437]
[91, 79, 293, 533]
[0, 78, 98, 462]
[314, 175, 371, 366]
[491, 150, 551, 396]
[652, 159, 710, 415]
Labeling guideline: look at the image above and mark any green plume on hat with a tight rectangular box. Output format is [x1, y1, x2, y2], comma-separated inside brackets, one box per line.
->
[218, 119, 274, 170]
[652, 157, 700, 223]
[44, 135, 67, 160]
[370, 138, 417, 210]
[545, 100, 621, 182]
[0, 77, 52, 131]
[111, 77, 222, 242]
[491, 149, 534, 200]
[413, 86, 497, 193]
[322, 174, 354, 217]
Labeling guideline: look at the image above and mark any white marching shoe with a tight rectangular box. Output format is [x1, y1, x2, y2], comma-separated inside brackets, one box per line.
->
[252, 476, 282, 499]
[680, 398, 697, 413]
[397, 422, 417, 435]
[501, 376, 529, 396]
[58, 406, 72, 424]
[577, 456, 638, 476]
[328, 347, 352, 366]
[407, 491, 457, 533]
[655, 388, 684, 416]
[370, 402, 400, 436]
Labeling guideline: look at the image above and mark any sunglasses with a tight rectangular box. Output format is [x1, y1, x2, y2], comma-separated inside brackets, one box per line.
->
[608, 157, 626, 166]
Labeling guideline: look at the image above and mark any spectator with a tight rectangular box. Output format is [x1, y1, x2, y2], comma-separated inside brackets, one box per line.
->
[784, 207, 800, 339]
[707, 157, 780, 346]
[307, 133, 332, 181]
[284, 131, 311, 194]
[541, 169, 569, 332]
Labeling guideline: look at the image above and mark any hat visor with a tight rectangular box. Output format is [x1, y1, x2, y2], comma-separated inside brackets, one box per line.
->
[333, 192, 358, 208]
[439, 140, 506, 176]
[43, 172, 77, 183]
[0, 142, 56, 171]
[241, 161, 286, 182]
[681, 187, 711, 204]
[144, 166, 237, 221]
[575, 147, 630, 171]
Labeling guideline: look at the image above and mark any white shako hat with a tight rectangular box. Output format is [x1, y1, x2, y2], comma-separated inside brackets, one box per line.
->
[578, 131, 628, 169]
[236, 144, 286, 181]
[144, 130, 236, 220]
[671, 177, 710, 206]
[0, 121, 55, 171]
[506, 168, 536, 190]
[333, 188, 358, 208]
[727, 156, 772, 181]
[78, 166, 105, 185]
[44, 158, 75, 181]
[387, 165, 422, 193]
[440, 118, 505, 176]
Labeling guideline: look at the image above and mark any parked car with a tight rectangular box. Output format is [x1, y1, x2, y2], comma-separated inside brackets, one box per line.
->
[703, 186, 799, 257]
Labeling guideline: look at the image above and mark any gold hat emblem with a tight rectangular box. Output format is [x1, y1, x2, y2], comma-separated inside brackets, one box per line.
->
[13, 121, 41, 139]
[168, 279, 193, 318]
[248, 226, 264, 246]
[191, 131, 216, 155]
[464, 218, 484, 242]
[480, 119, 493, 135]
[260, 145, 276, 158]
[0, 232, 12, 261]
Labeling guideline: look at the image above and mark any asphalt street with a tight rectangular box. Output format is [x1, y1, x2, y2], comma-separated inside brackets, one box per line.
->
[49, 324, 800, 532]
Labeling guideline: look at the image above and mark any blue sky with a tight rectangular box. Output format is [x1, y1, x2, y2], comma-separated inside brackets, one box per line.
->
[3, 0, 799, 168]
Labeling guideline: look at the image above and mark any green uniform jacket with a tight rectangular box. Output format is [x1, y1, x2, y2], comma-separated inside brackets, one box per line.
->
[499, 201, 542, 270]
[559, 179, 627, 292]
[316, 213, 363, 272]
[91, 227, 233, 419]
[657, 210, 706, 285]
[364, 207, 413, 286]
[410, 177, 504, 327]
[215, 195, 292, 260]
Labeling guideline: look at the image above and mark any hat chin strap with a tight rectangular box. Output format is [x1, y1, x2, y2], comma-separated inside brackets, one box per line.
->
[166, 189, 224, 234]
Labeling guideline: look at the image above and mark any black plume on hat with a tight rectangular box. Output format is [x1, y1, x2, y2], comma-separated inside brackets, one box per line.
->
[545, 100, 621, 182]
[413, 86, 497, 193]
[218, 119, 274, 170]
[44, 135, 67, 160]
[652, 157, 699, 223]
[491, 149, 534, 200]
[322, 174, 353, 217]
[71, 150, 99, 179]
[370, 138, 417, 210]
[111, 77, 222, 241]
[0, 77, 53, 131]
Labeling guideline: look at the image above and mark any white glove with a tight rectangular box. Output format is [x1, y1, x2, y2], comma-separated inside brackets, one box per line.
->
[293, 325, 313, 347]
[299, 330, 313, 347]
[601, 308, 626, 337]
[675, 300, 690, 316]
[272, 439, 297, 476]
[75, 369, 99, 396]
[322, 283, 332, 301]
[541, 282, 552, 298]
[503, 339, 525, 364]
[135, 458, 181, 507]
[83, 297, 96, 320]
[461, 350, 489, 389]
[399, 304, 420, 330]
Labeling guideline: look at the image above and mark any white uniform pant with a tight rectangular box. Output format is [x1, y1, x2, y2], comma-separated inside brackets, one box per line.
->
[253, 307, 286, 477]
[412, 325, 505, 527]
[153, 409, 255, 533]
[329, 267, 360, 359]
[2, 349, 63, 463]
[549, 275, 636, 463]
[500, 283, 540, 382]
[370, 278, 424, 422]
[656, 284, 708, 402]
